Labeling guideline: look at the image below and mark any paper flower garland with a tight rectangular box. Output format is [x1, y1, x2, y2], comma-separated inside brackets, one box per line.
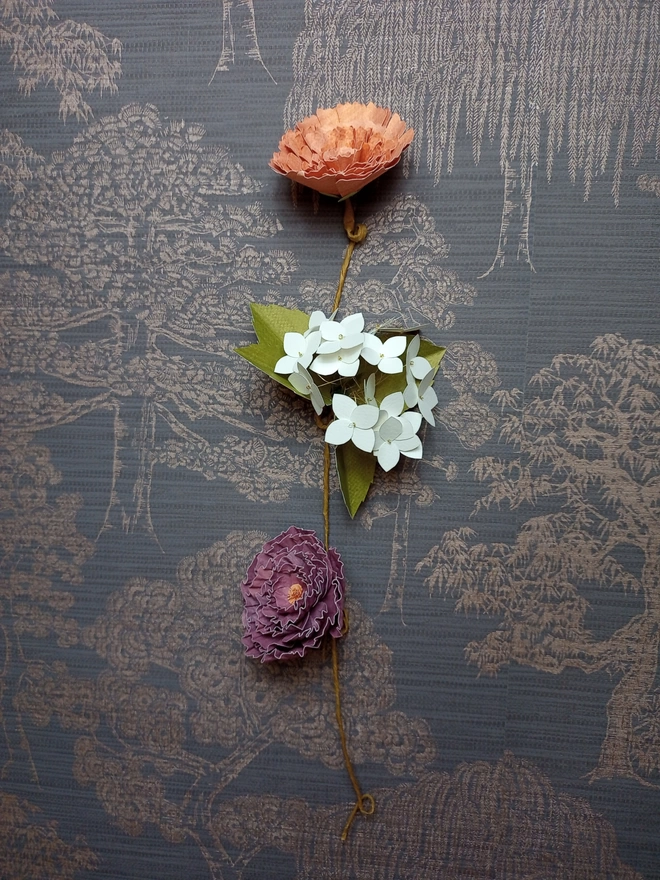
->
[237, 305, 445, 515]
[237, 102, 441, 839]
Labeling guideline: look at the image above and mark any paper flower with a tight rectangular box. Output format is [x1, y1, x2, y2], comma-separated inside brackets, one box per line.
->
[270, 102, 414, 198]
[325, 393, 379, 452]
[361, 333, 406, 373]
[373, 392, 423, 471]
[311, 313, 365, 377]
[404, 367, 438, 425]
[289, 364, 325, 415]
[274, 329, 321, 374]
[405, 335, 433, 383]
[241, 526, 345, 662]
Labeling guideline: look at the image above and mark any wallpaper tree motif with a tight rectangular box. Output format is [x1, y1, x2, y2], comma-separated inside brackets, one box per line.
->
[0, 438, 94, 782]
[16, 530, 435, 878]
[211, 0, 274, 84]
[216, 753, 642, 879]
[0, 103, 296, 536]
[418, 334, 660, 785]
[287, 0, 660, 271]
[0, 0, 121, 120]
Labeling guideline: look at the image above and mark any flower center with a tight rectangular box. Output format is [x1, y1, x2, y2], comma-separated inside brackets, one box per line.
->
[287, 583, 304, 604]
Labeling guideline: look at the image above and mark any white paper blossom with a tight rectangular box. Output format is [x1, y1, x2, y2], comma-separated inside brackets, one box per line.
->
[306, 309, 335, 335]
[405, 335, 433, 383]
[289, 365, 325, 415]
[361, 333, 406, 373]
[404, 366, 438, 426]
[373, 392, 423, 471]
[325, 394, 379, 452]
[274, 329, 322, 374]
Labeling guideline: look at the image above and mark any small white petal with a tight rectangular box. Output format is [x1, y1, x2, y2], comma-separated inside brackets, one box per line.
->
[340, 313, 364, 335]
[380, 392, 404, 416]
[283, 332, 307, 358]
[310, 354, 339, 376]
[378, 357, 404, 374]
[320, 320, 341, 341]
[377, 442, 400, 471]
[383, 336, 407, 357]
[352, 427, 375, 453]
[364, 373, 377, 407]
[403, 381, 418, 409]
[332, 394, 356, 420]
[310, 386, 325, 414]
[340, 332, 365, 349]
[307, 311, 327, 332]
[379, 416, 402, 442]
[317, 339, 341, 355]
[325, 419, 353, 445]
[396, 417, 415, 442]
[407, 335, 420, 361]
[400, 438, 423, 459]
[352, 404, 380, 429]
[337, 358, 360, 377]
[411, 356, 433, 380]
[402, 410, 423, 434]
[360, 347, 382, 366]
[274, 355, 298, 374]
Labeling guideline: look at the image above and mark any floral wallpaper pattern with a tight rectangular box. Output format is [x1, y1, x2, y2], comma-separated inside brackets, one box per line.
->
[0, 1, 658, 878]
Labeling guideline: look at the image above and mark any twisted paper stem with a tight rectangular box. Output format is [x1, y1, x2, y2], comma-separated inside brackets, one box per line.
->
[323, 198, 375, 840]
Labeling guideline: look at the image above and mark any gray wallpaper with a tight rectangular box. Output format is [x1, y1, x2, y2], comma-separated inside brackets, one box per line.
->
[1, 1, 659, 878]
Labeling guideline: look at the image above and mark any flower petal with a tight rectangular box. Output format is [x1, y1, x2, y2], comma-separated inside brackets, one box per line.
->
[352, 403, 380, 429]
[283, 332, 307, 358]
[274, 355, 298, 374]
[325, 419, 353, 445]
[378, 357, 404, 374]
[379, 416, 402, 442]
[377, 441, 400, 471]
[352, 427, 375, 453]
[380, 391, 404, 416]
[332, 394, 356, 420]
[382, 335, 407, 357]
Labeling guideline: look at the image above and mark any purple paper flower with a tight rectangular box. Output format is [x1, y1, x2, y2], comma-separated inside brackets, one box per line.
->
[241, 526, 345, 662]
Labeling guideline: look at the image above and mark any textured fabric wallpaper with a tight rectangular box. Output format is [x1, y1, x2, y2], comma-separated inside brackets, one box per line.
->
[1, 1, 659, 878]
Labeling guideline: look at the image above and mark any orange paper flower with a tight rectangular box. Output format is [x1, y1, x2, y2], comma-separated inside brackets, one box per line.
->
[270, 102, 414, 198]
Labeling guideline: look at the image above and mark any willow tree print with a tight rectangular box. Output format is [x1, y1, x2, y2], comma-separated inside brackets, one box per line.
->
[287, 0, 660, 272]
[418, 335, 660, 785]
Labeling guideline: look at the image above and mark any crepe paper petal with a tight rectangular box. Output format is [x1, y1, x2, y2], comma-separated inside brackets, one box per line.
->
[332, 394, 356, 420]
[377, 441, 401, 472]
[380, 392, 404, 417]
[352, 427, 376, 453]
[325, 419, 354, 445]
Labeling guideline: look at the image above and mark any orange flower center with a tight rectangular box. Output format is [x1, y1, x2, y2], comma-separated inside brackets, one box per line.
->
[287, 583, 304, 604]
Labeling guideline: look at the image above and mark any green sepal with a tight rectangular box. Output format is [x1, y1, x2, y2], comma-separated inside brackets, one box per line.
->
[335, 442, 377, 518]
[235, 303, 311, 394]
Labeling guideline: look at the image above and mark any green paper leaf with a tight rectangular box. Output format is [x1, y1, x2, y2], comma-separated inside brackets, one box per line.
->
[235, 303, 311, 393]
[335, 442, 377, 518]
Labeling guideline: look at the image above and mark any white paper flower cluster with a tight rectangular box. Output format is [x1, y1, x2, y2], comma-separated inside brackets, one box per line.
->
[274, 310, 439, 471]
